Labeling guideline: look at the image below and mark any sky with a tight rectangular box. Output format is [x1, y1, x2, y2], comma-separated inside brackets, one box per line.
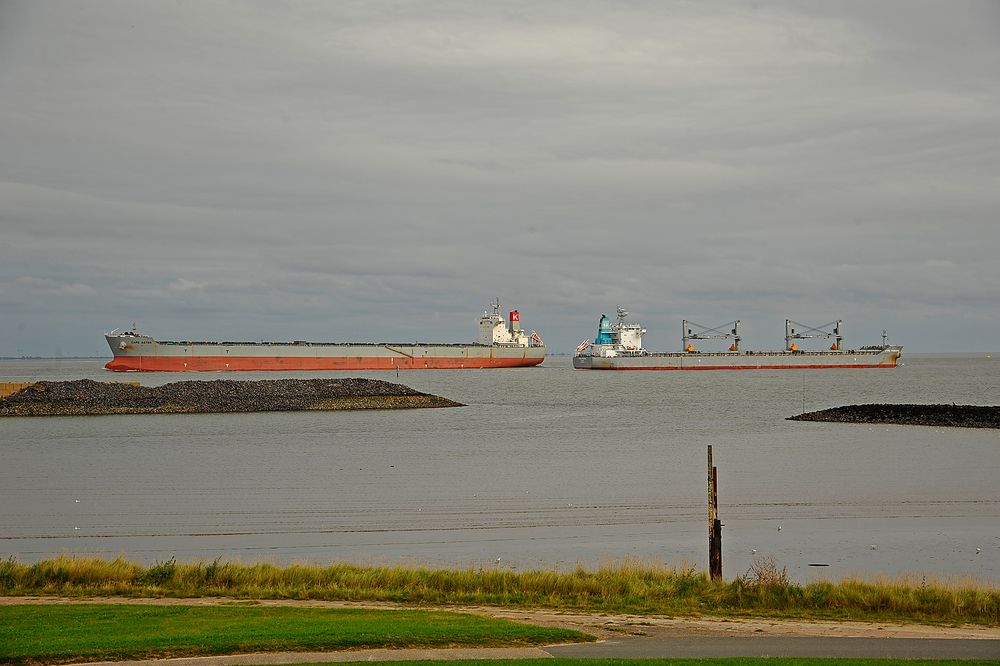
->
[1, 1, 999, 357]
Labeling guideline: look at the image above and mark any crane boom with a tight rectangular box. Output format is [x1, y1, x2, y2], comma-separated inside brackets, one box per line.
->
[785, 319, 843, 350]
[682, 320, 742, 351]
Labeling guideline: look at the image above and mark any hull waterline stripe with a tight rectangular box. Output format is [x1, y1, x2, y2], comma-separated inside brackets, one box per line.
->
[574, 362, 897, 370]
[106, 355, 543, 372]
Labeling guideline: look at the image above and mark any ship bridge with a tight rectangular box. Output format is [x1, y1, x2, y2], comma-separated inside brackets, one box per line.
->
[477, 299, 542, 348]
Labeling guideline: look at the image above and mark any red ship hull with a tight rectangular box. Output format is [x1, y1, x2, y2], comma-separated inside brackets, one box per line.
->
[104, 355, 544, 372]
[581, 362, 898, 370]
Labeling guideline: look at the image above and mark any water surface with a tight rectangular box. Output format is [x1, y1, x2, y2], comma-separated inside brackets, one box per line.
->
[1, 355, 997, 583]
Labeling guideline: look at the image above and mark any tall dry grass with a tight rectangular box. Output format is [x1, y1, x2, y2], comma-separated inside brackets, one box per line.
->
[1, 555, 996, 624]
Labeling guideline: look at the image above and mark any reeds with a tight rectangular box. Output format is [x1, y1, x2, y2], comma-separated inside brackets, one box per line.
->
[1, 555, 996, 625]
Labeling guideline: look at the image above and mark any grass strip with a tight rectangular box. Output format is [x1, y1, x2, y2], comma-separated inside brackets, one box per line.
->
[1, 556, 998, 625]
[0, 604, 589, 665]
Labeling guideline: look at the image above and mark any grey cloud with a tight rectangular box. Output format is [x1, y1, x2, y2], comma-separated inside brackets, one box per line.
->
[1, 1, 998, 355]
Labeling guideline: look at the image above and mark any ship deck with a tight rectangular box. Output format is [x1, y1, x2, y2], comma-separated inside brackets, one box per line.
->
[147, 340, 524, 348]
[638, 349, 887, 358]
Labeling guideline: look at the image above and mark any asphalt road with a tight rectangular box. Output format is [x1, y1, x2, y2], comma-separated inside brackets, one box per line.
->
[77, 638, 1000, 664]
[546, 634, 1000, 660]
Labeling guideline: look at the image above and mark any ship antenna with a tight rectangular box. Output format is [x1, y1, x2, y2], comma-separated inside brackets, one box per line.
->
[882, 329, 888, 347]
[617, 306, 628, 324]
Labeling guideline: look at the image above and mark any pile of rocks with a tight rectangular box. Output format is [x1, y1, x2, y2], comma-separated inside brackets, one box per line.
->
[788, 403, 1000, 429]
[0, 378, 462, 416]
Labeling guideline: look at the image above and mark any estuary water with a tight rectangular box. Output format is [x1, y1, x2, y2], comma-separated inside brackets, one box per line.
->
[1, 355, 998, 583]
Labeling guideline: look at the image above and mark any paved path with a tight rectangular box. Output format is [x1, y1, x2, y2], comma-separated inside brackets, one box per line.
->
[78, 648, 552, 666]
[547, 635, 1000, 660]
[75, 637, 1000, 664]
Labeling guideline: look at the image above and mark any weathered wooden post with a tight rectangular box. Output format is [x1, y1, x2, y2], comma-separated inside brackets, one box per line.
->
[708, 445, 722, 580]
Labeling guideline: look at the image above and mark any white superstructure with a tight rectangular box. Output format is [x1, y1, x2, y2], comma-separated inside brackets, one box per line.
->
[478, 299, 541, 347]
[576, 307, 647, 358]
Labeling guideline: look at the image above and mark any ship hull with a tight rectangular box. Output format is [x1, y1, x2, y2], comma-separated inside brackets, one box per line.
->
[105, 337, 545, 372]
[573, 349, 900, 370]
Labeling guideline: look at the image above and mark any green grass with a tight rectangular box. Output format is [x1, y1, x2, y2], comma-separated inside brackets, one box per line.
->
[1, 556, 998, 626]
[0, 604, 590, 665]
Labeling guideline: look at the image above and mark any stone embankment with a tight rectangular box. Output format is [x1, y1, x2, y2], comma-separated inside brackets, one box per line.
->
[788, 403, 1000, 429]
[0, 378, 462, 416]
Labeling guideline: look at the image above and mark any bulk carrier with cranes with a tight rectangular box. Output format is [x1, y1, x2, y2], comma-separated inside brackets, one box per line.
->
[105, 300, 545, 371]
[573, 307, 901, 370]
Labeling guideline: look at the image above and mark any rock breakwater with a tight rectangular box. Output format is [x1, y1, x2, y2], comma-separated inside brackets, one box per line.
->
[788, 403, 1000, 429]
[0, 378, 462, 416]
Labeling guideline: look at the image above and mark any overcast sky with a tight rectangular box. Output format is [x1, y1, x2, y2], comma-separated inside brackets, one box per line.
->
[1, 1, 999, 356]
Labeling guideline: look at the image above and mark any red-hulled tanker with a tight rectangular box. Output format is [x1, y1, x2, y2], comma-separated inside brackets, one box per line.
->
[105, 301, 544, 372]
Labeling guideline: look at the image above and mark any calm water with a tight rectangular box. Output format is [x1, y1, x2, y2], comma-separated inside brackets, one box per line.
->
[1, 355, 998, 583]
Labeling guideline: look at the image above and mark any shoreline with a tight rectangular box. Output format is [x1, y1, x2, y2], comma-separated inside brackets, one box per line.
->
[3, 557, 996, 627]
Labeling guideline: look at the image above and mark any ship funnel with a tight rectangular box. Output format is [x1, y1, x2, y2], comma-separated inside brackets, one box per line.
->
[594, 314, 613, 345]
[509, 310, 521, 332]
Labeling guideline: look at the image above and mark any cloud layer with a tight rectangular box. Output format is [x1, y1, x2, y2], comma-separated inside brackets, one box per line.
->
[2, 1, 998, 355]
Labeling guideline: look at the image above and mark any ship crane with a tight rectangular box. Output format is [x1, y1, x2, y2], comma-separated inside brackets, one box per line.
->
[785, 319, 843, 351]
[682, 320, 742, 352]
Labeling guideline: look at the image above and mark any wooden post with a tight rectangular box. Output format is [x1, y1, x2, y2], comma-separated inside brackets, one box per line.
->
[711, 467, 722, 580]
[708, 446, 722, 581]
[707, 445, 715, 534]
